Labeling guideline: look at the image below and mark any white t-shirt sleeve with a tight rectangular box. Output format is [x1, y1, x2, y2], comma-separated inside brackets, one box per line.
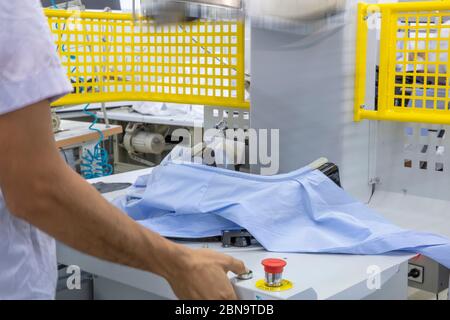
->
[0, 0, 73, 115]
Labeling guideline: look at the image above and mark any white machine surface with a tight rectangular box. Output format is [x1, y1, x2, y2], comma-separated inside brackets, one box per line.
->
[57, 168, 415, 300]
[96, 109, 204, 128]
[55, 102, 133, 119]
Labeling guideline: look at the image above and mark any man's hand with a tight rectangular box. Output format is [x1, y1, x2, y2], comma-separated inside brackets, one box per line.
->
[166, 247, 247, 300]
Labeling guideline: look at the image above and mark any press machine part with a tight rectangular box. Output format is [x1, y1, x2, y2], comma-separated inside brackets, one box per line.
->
[52, 111, 61, 133]
[91, 182, 132, 194]
[123, 123, 166, 155]
[317, 162, 341, 187]
[222, 230, 254, 248]
[138, 0, 244, 24]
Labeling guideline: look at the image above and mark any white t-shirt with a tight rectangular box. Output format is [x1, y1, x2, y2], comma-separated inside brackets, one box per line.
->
[0, 0, 72, 299]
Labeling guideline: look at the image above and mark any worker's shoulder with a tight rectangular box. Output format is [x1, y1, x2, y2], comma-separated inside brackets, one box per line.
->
[0, 1, 44, 20]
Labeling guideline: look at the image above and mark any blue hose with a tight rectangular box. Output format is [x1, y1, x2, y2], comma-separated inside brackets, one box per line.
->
[79, 104, 113, 179]
[51, 0, 112, 178]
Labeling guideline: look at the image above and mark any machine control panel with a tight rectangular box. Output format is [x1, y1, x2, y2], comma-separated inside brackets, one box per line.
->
[408, 263, 424, 284]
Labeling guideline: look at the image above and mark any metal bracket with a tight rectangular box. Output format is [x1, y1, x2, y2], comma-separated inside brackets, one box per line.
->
[129, 153, 156, 167]
[222, 230, 254, 248]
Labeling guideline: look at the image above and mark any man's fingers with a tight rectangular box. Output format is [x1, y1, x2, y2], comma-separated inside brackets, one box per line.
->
[224, 257, 247, 276]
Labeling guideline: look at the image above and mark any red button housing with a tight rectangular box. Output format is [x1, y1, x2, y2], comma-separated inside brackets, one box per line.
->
[261, 258, 287, 274]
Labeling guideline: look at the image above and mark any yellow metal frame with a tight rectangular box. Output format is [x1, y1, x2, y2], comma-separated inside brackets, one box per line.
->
[45, 9, 249, 109]
[355, 1, 450, 124]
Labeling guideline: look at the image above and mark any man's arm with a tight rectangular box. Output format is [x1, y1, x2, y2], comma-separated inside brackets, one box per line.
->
[0, 100, 246, 299]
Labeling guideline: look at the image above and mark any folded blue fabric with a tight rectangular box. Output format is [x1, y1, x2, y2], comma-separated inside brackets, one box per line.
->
[114, 162, 450, 268]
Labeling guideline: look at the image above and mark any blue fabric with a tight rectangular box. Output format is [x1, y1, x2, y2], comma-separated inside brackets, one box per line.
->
[114, 162, 450, 268]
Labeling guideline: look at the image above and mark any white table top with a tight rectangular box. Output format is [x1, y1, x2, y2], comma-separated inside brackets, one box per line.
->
[57, 168, 413, 300]
[54, 102, 133, 119]
[96, 109, 204, 128]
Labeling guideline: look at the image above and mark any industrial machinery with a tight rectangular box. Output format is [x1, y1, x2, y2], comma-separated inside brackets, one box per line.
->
[138, 0, 245, 24]
[51, 111, 62, 132]
[49, 0, 450, 300]
[259, 0, 450, 296]
[351, 2, 450, 294]
[120, 122, 172, 168]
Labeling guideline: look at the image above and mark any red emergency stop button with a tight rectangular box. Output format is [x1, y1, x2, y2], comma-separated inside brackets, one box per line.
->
[262, 258, 287, 274]
[261, 258, 287, 287]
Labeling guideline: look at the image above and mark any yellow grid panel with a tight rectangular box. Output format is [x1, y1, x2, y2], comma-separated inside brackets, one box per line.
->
[355, 1, 450, 124]
[45, 9, 249, 109]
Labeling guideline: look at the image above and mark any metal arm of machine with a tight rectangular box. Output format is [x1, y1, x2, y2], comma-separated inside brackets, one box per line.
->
[137, 0, 244, 23]
[247, 0, 346, 21]
[136, 0, 346, 24]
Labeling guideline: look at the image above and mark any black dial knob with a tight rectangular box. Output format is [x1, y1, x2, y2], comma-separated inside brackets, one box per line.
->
[408, 268, 421, 278]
